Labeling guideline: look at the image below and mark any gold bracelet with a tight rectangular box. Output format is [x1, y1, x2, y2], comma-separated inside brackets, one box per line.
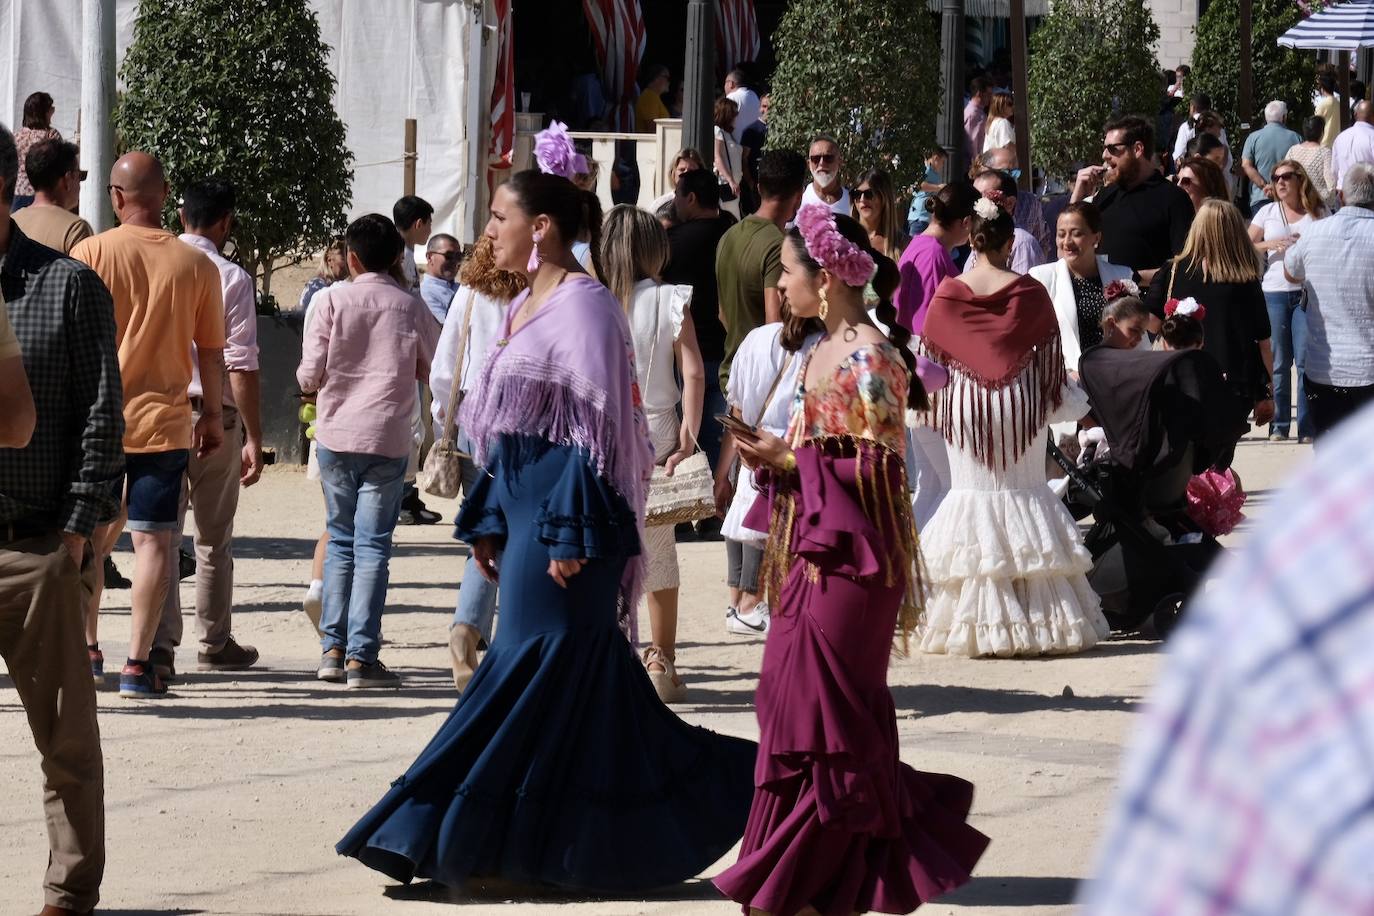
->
[781, 451, 797, 472]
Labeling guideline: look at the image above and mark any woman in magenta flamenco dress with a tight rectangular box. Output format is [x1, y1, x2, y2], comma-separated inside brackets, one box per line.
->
[714, 205, 989, 916]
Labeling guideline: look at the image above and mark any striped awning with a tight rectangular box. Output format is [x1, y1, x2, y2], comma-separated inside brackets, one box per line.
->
[925, 0, 1050, 15]
[1278, 0, 1374, 50]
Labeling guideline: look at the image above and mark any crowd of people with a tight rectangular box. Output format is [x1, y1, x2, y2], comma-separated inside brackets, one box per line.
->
[6, 52, 1374, 915]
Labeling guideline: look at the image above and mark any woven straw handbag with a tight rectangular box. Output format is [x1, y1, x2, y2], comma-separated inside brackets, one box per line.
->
[645, 451, 716, 526]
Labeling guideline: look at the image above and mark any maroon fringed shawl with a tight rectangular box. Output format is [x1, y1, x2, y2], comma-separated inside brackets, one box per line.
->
[920, 274, 1066, 469]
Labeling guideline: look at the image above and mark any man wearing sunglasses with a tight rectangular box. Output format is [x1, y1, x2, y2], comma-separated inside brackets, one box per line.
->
[1241, 101, 1301, 218]
[420, 234, 463, 324]
[1072, 115, 1193, 286]
[800, 135, 849, 215]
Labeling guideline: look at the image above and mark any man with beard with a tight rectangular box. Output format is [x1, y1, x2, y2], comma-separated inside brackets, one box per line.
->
[1071, 115, 1193, 286]
[800, 135, 849, 215]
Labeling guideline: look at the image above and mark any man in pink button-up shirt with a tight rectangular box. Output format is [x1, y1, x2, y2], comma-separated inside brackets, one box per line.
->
[152, 178, 264, 677]
[297, 214, 439, 689]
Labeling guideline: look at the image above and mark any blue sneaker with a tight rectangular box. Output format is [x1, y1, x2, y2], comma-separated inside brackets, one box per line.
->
[89, 647, 104, 683]
[119, 662, 168, 699]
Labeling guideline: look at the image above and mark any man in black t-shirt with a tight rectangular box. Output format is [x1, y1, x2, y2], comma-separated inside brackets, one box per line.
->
[1072, 114, 1193, 287]
[664, 168, 737, 470]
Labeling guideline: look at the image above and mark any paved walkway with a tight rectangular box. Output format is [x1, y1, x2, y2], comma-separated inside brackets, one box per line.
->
[0, 435, 1310, 915]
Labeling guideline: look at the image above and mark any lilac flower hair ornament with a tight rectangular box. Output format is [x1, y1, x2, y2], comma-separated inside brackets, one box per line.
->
[795, 203, 877, 288]
[534, 120, 588, 181]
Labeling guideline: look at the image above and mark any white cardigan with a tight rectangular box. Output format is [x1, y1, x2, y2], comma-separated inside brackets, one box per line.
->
[1028, 256, 1137, 374]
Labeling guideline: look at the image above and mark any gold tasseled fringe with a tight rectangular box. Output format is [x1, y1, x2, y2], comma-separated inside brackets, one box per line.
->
[758, 436, 927, 653]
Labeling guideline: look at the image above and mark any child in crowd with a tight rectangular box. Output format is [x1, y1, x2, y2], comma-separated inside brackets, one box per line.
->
[1159, 297, 1247, 535]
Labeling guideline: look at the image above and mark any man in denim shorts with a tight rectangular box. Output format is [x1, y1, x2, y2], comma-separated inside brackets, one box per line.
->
[72, 152, 225, 698]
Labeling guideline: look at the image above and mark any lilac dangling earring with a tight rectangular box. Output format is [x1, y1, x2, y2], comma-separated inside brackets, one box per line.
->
[527, 230, 544, 273]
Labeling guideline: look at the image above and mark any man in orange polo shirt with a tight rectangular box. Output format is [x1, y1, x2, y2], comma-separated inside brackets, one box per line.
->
[72, 152, 225, 699]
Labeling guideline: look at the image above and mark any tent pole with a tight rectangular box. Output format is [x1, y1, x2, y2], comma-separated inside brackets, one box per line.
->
[938, 0, 966, 179]
[1238, 0, 1253, 134]
[404, 118, 417, 197]
[1340, 50, 1353, 129]
[79, 0, 116, 232]
[683, 0, 715, 159]
[1010, 0, 1031, 193]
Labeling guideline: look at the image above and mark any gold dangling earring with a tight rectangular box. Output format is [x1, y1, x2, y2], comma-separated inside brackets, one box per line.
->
[818, 286, 829, 321]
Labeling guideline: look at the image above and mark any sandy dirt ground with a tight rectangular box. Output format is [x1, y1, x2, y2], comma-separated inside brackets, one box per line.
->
[0, 433, 1308, 916]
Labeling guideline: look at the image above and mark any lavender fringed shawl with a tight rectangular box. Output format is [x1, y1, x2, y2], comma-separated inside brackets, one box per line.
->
[459, 275, 655, 639]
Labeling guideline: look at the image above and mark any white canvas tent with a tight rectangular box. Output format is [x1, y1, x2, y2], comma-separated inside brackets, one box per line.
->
[0, 0, 492, 239]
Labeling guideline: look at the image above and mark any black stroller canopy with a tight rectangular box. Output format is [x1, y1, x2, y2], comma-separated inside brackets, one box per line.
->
[1078, 346, 1242, 475]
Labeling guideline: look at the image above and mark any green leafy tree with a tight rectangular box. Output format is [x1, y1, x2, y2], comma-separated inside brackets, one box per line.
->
[116, 0, 353, 305]
[1028, 0, 1162, 181]
[767, 0, 942, 188]
[1191, 0, 1315, 153]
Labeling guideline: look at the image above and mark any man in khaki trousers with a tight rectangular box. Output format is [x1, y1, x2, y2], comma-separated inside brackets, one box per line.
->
[0, 121, 125, 916]
[153, 179, 262, 677]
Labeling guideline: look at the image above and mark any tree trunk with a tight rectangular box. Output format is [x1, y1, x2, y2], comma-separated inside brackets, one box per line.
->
[260, 255, 275, 305]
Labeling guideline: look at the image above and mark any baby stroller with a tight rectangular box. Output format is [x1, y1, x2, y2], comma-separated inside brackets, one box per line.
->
[1051, 346, 1244, 637]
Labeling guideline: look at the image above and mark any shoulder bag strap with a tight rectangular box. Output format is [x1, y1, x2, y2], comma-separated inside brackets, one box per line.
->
[441, 288, 479, 442]
[751, 346, 795, 428]
[1165, 257, 1178, 302]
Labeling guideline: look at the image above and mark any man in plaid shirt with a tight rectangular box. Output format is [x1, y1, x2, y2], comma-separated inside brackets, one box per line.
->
[1082, 404, 1374, 915]
[0, 123, 123, 916]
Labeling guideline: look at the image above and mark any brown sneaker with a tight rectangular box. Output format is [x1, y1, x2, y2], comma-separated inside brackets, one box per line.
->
[197, 636, 260, 671]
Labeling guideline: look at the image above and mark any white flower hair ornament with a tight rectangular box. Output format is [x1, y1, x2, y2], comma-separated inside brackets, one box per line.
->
[973, 197, 1001, 221]
[1164, 296, 1207, 321]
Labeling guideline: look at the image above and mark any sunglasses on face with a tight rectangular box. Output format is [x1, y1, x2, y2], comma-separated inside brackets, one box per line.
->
[1102, 142, 1130, 156]
[809, 153, 836, 165]
[429, 250, 461, 263]
[1178, 175, 1196, 188]
[853, 188, 878, 202]
[1271, 171, 1300, 183]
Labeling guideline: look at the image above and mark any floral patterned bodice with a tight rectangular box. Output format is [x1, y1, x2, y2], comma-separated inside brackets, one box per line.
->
[786, 341, 909, 454]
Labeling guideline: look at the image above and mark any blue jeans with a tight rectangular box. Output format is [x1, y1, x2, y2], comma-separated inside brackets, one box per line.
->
[316, 444, 409, 664]
[1265, 289, 1312, 439]
[452, 433, 499, 640]
[699, 359, 729, 472]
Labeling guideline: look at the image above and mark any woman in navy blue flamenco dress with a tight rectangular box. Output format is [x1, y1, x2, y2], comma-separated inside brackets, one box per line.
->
[336, 161, 757, 894]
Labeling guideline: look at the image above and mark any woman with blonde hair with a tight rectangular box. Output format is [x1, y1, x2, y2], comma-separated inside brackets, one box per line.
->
[983, 93, 1016, 152]
[850, 168, 910, 260]
[430, 235, 527, 690]
[1248, 158, 1325, 442]
[1147, 199, 1274, 462]
[601, 204, 706, 703]
[299, 238, 348, 311]
[649, 147, 707, 215]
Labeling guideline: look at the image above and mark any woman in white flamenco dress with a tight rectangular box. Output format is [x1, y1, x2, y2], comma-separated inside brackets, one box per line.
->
[915, 200, 1108, 657]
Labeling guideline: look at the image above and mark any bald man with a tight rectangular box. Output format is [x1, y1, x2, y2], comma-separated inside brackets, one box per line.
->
[71, 152, 226, 699]
[1333, 99, 1374, 191]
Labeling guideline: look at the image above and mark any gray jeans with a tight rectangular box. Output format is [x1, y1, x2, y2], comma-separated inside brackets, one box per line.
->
[725, 537, 762, 593]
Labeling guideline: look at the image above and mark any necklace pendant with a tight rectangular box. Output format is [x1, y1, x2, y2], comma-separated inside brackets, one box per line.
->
[496, 338, 509, 348]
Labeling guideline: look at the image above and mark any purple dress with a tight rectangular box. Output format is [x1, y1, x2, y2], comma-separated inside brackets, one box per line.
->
[714, 343, 988, 916]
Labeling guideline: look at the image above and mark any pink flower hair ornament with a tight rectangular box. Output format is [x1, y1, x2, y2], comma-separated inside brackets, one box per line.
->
[795, 203, 877, 288]
[1165, 296, 1207, 322]
[534, 120, 588, 181]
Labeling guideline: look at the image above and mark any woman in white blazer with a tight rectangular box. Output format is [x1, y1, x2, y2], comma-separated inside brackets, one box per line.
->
[1028, 201, 1137, 377]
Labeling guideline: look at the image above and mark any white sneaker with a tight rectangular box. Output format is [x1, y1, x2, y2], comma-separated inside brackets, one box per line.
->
[726, 603, 770, 636]
[302, 580, 323, 636]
